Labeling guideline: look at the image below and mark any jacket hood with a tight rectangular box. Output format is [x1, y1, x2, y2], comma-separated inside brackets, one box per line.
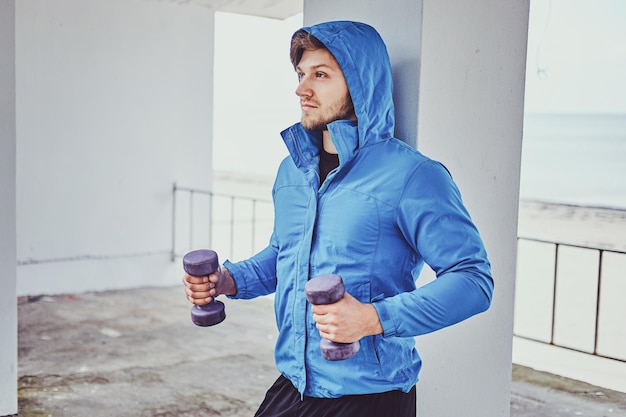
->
[301, 21, 395, 147]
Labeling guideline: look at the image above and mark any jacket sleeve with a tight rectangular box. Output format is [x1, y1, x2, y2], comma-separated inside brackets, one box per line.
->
[373, 160, 494, 338]
[223, 232, 279, 299]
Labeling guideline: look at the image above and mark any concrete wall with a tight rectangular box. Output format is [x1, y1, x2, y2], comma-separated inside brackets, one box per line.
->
[16, 0, 215, 295]
[304, 1, 529, 416]
[0, 1, 18, 414]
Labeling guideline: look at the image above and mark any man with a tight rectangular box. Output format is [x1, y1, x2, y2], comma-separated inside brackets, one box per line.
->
[184, 21, 493, 416]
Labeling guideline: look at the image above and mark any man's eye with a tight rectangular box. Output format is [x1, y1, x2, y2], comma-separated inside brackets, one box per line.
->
[296, 72, 304, 81]
[316, 72, 326, 78]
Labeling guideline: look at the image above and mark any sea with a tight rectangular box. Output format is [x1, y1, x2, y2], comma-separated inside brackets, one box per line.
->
[520, 113, 626, 210]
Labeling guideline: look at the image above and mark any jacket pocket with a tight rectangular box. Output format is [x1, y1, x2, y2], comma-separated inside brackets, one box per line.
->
[370, 336, 415, 384]
[360, 334, 382, 366]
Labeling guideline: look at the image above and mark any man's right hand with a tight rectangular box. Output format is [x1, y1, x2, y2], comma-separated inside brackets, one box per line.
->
[183, 267, 236, 305]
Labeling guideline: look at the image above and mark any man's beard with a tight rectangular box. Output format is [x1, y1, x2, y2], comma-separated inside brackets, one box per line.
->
[301, 93, 355, 131]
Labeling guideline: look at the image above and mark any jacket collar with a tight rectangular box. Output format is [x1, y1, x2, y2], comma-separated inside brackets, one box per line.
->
[281, 120, 359, 172]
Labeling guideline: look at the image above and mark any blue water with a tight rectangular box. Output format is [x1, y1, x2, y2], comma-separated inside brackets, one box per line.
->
[520, 113, 626, 209]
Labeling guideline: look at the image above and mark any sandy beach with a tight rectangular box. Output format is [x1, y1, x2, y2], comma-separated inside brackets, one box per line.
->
[518, 200, 626, 253]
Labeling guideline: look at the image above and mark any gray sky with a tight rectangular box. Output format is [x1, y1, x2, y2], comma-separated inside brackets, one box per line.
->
[525, 0, 626, 114]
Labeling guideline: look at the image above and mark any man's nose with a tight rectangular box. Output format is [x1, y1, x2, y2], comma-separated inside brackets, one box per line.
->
[295, 77, 312, 98]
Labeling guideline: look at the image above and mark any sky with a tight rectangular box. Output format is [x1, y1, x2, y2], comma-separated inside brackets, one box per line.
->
[213, 1, 626, 176]
[524, 0, 626, 114]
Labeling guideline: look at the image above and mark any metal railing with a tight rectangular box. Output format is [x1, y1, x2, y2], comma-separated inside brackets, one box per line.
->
[514, 236, 626, 363]
[171, 183, 273, 262]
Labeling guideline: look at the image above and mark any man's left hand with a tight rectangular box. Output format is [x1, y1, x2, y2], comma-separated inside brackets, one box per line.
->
[311, 291, 383, 343]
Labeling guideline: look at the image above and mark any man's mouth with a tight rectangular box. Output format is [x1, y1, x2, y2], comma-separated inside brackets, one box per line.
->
[301, 102, 317, 110]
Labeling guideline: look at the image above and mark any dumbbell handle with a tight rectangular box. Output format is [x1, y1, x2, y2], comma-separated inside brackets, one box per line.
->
[304, 274, 360, 361]
[183, 249, 226, 327]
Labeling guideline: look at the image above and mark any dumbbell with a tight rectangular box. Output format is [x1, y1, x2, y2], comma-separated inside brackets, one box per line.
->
[304, 274, 360, 361]
[183, 249, 226, 327]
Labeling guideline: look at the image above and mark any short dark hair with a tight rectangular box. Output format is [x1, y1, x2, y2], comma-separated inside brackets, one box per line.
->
[290, 29, 327, 67]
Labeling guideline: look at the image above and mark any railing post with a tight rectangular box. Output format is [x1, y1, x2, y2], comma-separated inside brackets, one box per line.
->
[593, 249, 604, 355]
[208, 191, 213, 250]
[251, 199, 257, 255]
[230, 196, 235, 258]
[189, 189, 194, 250]
[171, 182, 177, 262]
[550, 243, 559, 346]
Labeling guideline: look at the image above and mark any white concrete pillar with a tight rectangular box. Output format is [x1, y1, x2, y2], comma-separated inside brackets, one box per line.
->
[0, 1, 18, 415]
[416, 2, 528, 415]
[303, 1, 529, 416]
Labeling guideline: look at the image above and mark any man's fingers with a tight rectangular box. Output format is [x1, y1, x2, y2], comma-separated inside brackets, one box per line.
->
[312, 312, 329, 324]
[187, 289, 212, 299]
[316, 323, 338, 342]
[186, 282, 215, 292]
[183, 274, 220, 307]
[183, 274, 210, 285]
[187, 294, 212, 305]
[185, 285, 216, 298]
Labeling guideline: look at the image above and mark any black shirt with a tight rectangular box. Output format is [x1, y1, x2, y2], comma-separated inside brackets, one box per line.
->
[319, 148, 339, 186]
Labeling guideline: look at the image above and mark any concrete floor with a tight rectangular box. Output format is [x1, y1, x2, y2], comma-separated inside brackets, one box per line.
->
[16, 286, 626, 417]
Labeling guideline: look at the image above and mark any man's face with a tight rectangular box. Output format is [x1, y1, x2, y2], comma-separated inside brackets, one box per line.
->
[295, 48, 356, 131]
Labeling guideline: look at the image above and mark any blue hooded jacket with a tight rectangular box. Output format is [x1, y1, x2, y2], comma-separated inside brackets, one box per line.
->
[224, 21, 493, 398]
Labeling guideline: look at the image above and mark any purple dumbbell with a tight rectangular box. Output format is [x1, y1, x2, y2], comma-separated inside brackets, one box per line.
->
[183, 249, 226, 327]
[304, 274, 360, 361]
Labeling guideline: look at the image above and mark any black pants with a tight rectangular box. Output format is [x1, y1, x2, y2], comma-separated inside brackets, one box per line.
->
[254, 375, 416, 417]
